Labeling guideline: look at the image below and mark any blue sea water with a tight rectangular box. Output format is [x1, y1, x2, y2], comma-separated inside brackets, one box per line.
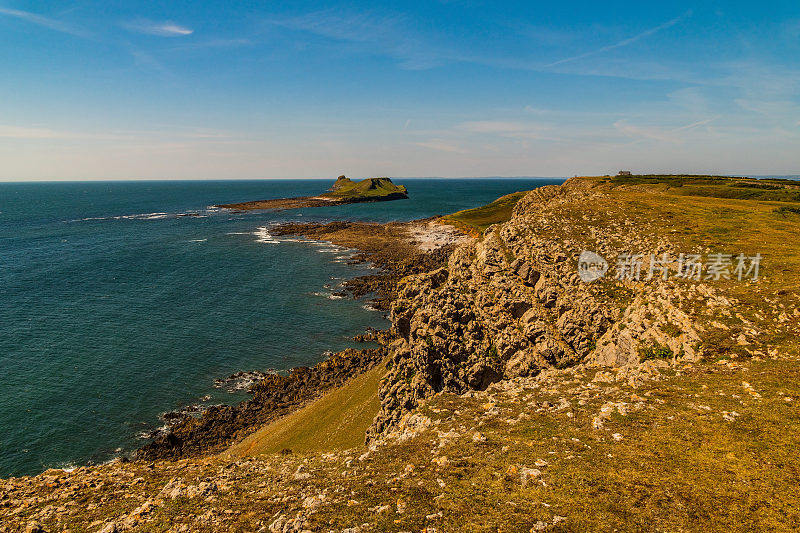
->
[0, 178, 563, 477]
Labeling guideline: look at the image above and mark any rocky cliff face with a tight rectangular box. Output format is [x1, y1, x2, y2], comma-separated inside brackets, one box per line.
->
[369, 179, 711, 438]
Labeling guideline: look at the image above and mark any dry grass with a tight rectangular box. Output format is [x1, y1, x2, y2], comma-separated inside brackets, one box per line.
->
[530, 176, 800, 357]
[308, 357, 800, 532]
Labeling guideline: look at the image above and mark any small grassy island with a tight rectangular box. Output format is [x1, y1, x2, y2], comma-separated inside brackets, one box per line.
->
[216, 175, 408, 211]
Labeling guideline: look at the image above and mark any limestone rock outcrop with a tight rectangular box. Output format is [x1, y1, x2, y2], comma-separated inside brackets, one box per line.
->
[369, 180, 708, 438]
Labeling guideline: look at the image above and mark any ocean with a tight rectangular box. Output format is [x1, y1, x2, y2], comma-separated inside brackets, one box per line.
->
[0, 178, 563, 477]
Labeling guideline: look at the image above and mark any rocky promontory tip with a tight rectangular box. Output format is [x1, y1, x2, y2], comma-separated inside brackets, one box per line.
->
[215, 175, 409, 211]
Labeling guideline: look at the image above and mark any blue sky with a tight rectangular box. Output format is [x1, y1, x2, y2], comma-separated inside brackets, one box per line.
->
[1, 1, 799, 179]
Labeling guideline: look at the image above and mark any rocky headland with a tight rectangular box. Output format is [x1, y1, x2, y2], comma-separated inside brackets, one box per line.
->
[216, 176, 409, 211]
[3, 175, 800, 532]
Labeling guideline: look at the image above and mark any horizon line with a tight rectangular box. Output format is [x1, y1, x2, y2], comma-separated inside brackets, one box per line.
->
[1, 174, 798, 184]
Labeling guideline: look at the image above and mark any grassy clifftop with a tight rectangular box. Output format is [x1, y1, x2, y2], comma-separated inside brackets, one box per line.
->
[442, 174, 800, 236]
[606, 173, 800, 202]
[441, 190, 529, 235]
[571, 174, 800, 316]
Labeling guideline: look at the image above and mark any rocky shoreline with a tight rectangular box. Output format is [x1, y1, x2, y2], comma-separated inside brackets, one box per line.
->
[137, 348, 387, 460]
[270, 219, 465, 310]
[136, 218, 467, 460]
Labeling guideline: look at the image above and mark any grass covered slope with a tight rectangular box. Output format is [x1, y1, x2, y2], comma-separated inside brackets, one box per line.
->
[5, 357, 798, 532]
[441, 190, 528, 235]
[224, 361, 386, 457]
[607, 173, 800, 202]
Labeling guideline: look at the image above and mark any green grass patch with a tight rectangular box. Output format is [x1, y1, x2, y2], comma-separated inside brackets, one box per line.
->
[224, 361, 386, 457]
[608, 175, 800, 202]
[321, 177, 408, 199]
[775, 205, 800, 216]
[442, 191, 529, 234]
[610, 174, 737, 187]
[638, 342, 674, 361]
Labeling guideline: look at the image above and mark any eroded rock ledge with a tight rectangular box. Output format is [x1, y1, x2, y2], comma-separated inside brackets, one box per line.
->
[368, 180, 726, 438]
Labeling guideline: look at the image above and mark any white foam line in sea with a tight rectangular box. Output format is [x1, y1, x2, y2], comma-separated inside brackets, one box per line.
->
[280, 237, 318, 243]
[312, 291, 344, 300]
[53, 463, 78, 473]
[314, 241, 348, 253]
[72, 212, 167, 222]
[71, 210, 217, 223]
[253, 226, 279, 244]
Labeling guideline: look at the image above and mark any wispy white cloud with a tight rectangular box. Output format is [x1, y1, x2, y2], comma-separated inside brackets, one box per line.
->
[0, 124, 140, 141]
[167, 38, 251, 51]
[123, 19, 194, 37]
[128, 47, 174, 78]
[262, 7, 706, 85]
[523, 106, 550, 115]
[458, 121, 531, 134]
[613, 117, 716, 144]
[545, 11, 692, 68]
[614, 121, 676, 143]
[414, 140, 467, 153]
[671, 117, 717, 132]
[0, 123, 237, 142]
[0, 6, 90, 37]
[0, 125, 71, 139]
[667, 87, 712, 114]
[715, 60, 800, 98]
[456, 120, 558, 141]
[265, 9, 456, 70]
